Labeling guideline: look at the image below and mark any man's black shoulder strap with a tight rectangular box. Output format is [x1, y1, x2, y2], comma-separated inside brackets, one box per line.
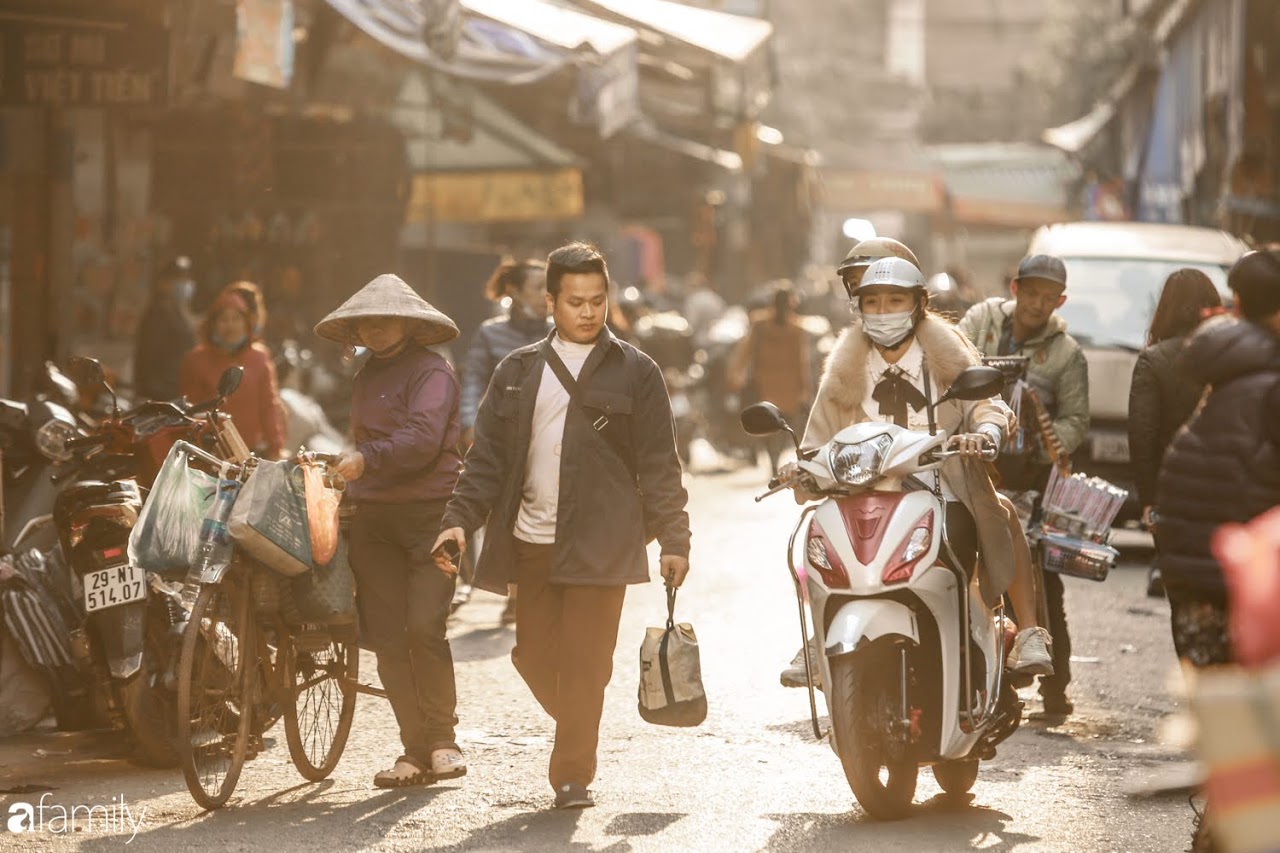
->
[536, 339, 638, 480]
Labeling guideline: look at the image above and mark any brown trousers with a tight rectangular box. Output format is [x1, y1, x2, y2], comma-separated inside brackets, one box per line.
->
[511, 539, 627, 790]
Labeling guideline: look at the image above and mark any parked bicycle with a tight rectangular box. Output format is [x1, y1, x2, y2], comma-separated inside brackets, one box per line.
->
[170, 442, 384, 810]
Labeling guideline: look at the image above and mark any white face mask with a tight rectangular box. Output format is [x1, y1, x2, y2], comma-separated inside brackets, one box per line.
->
[862, 311, 916, 348]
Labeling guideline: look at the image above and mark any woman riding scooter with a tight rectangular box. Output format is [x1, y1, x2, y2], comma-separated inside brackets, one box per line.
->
[783, 254, 1053, 679]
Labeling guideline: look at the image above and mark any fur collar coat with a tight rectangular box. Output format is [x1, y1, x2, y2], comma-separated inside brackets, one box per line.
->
[799, 315, 1017, 604]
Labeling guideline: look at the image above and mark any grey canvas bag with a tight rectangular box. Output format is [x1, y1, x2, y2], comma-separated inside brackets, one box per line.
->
[638, 586, 706, 727]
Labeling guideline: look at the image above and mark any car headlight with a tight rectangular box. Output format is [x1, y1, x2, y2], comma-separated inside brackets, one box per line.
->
[828, 434, 893, 486]
[36, 419, 77, 462]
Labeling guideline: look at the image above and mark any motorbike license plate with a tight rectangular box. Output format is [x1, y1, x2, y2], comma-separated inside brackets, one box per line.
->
[1090, 432, 1130, 464]
[84, 564, 147, 613]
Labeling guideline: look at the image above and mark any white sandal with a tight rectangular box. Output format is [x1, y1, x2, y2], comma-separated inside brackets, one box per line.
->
[373, 756, 433, 789]
[431, 747, 467, 780]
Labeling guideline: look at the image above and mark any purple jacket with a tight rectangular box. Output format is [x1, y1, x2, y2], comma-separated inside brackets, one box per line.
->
[349, 345, 462, 504]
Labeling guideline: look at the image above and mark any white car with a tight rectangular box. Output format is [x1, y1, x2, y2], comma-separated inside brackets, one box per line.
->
[1026, 221, 1248, 521]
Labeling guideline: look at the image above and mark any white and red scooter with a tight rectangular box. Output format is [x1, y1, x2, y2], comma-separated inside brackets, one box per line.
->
[743, 365, 1024, 820]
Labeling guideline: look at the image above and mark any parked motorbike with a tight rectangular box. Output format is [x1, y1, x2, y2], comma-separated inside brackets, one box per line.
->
[49, 357, 246, 765]
[741, 365, 1025, 820]
[1, 363, 84, 553]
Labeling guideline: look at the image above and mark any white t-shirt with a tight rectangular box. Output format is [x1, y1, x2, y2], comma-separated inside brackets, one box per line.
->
[514, 334, 595, 544]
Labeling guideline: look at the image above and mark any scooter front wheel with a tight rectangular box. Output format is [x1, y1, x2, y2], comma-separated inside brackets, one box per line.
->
[932, 758, 979, 796]
[829, 645, 918, 820]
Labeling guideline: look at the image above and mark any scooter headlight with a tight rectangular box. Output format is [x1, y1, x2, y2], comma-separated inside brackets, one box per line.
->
[36, 419, 78, 462]
[828, 434, 893, 486]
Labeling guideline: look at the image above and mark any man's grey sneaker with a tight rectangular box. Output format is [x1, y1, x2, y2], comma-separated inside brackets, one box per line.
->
[1008, 626, 1054, 676]
[554, 783, 594, 810]
[780, 639, 821, 689]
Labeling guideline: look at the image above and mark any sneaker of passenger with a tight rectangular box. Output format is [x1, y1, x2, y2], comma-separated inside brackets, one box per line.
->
[1007, 627, 1054, 676]
[1040, 693, 1074, 717]
[554, 783, 594, 810]
[779, 639, 821, 689]
[1146, 566, 1165, 598]
[450, 584, 473, 614]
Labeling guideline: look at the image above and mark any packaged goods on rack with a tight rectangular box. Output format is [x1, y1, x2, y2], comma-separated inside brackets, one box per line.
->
[1041, 467, 1128, 542]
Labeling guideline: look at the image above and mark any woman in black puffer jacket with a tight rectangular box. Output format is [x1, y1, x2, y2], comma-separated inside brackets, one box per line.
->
[1128, 269, 1222, 594]
[1156, 250, 1280, 668]
[457, 259, 550, 622]
[459, 260, 551, 440]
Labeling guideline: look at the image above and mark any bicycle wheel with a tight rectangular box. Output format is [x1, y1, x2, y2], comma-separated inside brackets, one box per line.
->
[176, 575, 256, 810]
[283, 627, 359, 781]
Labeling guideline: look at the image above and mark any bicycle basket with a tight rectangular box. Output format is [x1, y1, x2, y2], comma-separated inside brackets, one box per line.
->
[1039, 532, 1118, 582]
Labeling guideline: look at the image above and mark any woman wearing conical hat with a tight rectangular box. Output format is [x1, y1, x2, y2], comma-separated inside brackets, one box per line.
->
[316, 273, 467, 788]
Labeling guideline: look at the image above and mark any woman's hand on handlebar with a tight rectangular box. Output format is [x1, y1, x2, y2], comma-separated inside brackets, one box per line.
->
[945, 433, 996, 459]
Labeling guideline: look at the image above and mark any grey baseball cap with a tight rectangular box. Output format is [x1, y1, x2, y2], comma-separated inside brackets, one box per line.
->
[1015, 254, 1068, 288]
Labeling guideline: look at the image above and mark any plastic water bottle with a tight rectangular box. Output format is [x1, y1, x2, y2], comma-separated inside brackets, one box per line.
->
[179, 478, 242, 609]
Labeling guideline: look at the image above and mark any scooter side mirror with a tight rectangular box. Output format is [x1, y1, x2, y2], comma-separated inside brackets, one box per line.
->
[938, 366, 1005, 404]
[217, 367, 244, 400]
[740, 402, 789, 437]
[67, 356, 117, 417]
[67, 356, 106, 391]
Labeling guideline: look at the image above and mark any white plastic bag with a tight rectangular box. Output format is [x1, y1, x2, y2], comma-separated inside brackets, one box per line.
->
[128, 444, 218, 572]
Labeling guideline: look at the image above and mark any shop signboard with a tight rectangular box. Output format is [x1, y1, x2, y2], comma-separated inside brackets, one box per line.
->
[407, 168, 584, 223]
[823, 168, 945, 215]
[233, 0, 295, 90]
[0, 12, 168, 107]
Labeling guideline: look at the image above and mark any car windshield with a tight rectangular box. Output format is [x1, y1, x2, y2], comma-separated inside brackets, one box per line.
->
[1055, 258, 1231, 350]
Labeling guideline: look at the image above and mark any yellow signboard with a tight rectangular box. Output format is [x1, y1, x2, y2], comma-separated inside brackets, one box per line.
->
[407, 168, 584, 223]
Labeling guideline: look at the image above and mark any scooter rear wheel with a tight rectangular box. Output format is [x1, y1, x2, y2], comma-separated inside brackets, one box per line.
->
[829, 645, 918, 820]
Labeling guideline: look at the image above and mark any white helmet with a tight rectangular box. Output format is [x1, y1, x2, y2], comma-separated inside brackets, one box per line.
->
[856, 257, 926, 293]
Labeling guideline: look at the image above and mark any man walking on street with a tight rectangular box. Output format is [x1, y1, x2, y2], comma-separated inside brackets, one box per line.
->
[433, 242, 692, 810]
[958, 254, 1090, 716]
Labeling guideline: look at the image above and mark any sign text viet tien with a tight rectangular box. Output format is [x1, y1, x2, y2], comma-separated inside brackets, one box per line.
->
[0, 16, 168, 107]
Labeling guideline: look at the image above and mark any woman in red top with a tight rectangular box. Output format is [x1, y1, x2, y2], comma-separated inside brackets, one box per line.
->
[180, 290, 287, 458]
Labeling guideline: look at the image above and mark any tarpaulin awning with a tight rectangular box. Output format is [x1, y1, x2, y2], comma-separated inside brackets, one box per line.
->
[572, 0, 772, 62]
[326, 0, 570, 84]
[460, 0, 641, 137]
[461, 0, 636, 56]
[625, 117, 743, 171]
[327, 0, 642, 135]
[1041, 0, 1198, 154]
[393, 73, 581, 173]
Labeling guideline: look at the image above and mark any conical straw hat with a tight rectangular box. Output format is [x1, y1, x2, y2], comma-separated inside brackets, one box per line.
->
[315, 274, 459, 347]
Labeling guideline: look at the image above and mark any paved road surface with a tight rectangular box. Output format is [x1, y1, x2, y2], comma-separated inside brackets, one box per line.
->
[0, 465, 1198, 852]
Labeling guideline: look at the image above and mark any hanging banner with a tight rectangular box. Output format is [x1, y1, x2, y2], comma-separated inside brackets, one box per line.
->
[407, 169, 584, 223]
[0, 13, 168, 107]
[233, 0, 295, 89]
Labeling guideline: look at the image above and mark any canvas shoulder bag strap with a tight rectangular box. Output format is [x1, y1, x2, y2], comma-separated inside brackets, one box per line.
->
[658, 585, 678, 706]
[537, 339, 637, 479]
